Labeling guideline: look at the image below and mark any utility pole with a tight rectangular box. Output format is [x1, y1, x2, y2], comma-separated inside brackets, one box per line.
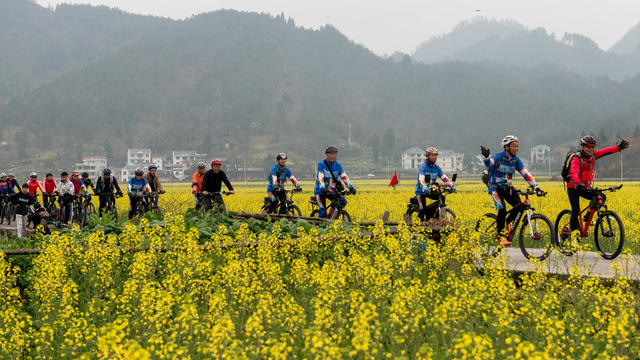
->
[244, 158, 247, 186]
[348, 123, 352, 146]
[387, 158, 390, 180]
[621, 152, 623, 182]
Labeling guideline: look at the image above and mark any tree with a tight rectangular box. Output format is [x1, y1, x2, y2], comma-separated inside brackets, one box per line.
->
[383, 128, 396, 159]
[104, 139, 113, 160]
[367, 134, 381, 161]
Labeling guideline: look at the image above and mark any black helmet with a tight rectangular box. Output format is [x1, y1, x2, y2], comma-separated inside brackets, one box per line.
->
[103, 168, 111, 175]
[580, 135, 596, 146]
[148, 165, 158, 171]
[325, 145, 339, 154]
[276, 152, 287, 161]
[135, 168, 144, 176]
[81, 172, 89, 178]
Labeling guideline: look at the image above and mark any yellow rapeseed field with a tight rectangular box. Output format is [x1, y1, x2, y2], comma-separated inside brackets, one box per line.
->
[1, 178, 640, 358]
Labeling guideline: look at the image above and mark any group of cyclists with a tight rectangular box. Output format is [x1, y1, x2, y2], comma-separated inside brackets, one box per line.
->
[0, 134, 631, 246]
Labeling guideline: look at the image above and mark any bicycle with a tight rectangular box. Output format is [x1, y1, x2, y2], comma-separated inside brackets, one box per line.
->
[99, 192, 122, 220]
[146, 191, 163, 215]
[309, 189, 353, 222]
[261, 188, 303, 216]
[198, 191, 231, 215]
[405, 173, 458, 223]
[79, 194, 97, 226]
[475, 187, 554, 261]
[42, 193, 60, 222]
[0, 195, 14, 225]
[555, 185, 624, 260]
[129, 192, 156, 218]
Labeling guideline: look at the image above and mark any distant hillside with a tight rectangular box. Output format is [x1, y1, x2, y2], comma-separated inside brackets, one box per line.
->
[2, 1, 640, 174]
[609, 22, 640, 55]
[413, 18, 640, 81]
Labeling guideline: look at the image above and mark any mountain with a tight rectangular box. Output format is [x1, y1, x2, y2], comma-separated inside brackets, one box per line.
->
[1, 1, 640, 175]
[413, 18, 640, 81]
[0, 0, 171, 99]
[609, 22, 640, 55]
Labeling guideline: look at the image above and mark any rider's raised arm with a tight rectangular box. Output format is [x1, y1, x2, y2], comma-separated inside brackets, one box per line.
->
[594, 145, 620, 160]
[515, 158, 536, 188]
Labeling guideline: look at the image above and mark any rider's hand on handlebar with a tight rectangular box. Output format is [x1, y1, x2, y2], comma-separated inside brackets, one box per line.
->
[480, 146, 490, 158]
[533, 186, 545, 197]
[202, 191, 209, 195]
[228, 190, 235, 195]
[349, 187, 356, 195]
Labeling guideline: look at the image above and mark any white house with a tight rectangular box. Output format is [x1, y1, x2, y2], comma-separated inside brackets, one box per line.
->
[401, 148, 424, 169]
[119, 164, 138, 182]
[172, 151, 207, 169]
[151, 154, 164, 171]
[164, 163, 186, 181]
[74, 156, 107, 179]
[531, 145, 551, 164]
[127, 148, 152, 164]
[402, 148, 464, 174]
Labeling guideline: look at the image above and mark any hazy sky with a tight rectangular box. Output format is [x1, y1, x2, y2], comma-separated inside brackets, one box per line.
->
[36, 0, 640, 55]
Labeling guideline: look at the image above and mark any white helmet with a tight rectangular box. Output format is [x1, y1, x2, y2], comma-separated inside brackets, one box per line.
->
[0, 173, 6, 178]
[425, 146, 438, 155]
[501, 135, 519, 147]
[30, 172, 37, 177]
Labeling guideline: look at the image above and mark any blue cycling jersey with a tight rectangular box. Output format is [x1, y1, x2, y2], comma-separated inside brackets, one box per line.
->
[314, 159, 352, 195]
[267, 165, 297, 192]
[484, 150, 536, 193]
[414, 161, 451, 195]
[128, 177, 149, 195]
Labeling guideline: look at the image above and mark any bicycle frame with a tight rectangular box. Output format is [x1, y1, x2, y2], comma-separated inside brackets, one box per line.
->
[498, 190, 543, 241]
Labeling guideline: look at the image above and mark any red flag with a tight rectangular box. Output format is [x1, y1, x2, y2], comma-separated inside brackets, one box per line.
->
[389, 171, 399, 187]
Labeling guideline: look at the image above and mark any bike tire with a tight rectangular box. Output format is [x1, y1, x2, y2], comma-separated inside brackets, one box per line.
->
[6, 204, 14, 226]
[310, 209, 318, 218]
[288, 204, 302, 217]
[594, 210, 624, 260]
[475, 213, 498, 256]
[554, 209, 575, 256]
[440, 208, 456, 222]
[111, 204, 119, 221]
[518, 213, 554, 261]
[335, 210, 352, 223]
[86, 202, 96, 215]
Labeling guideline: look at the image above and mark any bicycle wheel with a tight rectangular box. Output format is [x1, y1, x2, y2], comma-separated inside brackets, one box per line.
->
[86, 202, 96, 215]
[5, 204, 14, 225]
[288, 204, 301, 217]
[110, 204, 118, 221]
[333, 209, 352, 223]
[310, 209, 318, 218]
[518, 213, 554, 261]
[554, 209, 575, 256]
[475, 213, 498, 256]
[594, 210, 624, 260]
[439, 208, 456, 222]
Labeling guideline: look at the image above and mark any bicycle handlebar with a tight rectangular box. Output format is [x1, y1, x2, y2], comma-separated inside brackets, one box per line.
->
[592, 184, 623, 193]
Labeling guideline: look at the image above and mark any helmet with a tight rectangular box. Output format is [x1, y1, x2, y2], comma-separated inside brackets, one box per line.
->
[148, 165, 157, 171]
[276, 152, 287, 161]
[81, 172, 89, 178]
[0, 173, 6, 178]
[72, 170, 79, 176]
[8, 173, 14, 177]
[425, 146, 438, 155]
[501, 135, 519, 147]
[580, 135, 597, 146]
[103, 168, 111, 175]
[134, 168, 144, 176]
[211, 159, 222, 166]
[325, 145, 339, 153]
[197, 162, 206, 169]
[30, 172, 37, 177]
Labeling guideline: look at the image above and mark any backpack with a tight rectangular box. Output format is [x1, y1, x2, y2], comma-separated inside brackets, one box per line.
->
[561, 151, 584, 182]
[481, 157, 503, 185]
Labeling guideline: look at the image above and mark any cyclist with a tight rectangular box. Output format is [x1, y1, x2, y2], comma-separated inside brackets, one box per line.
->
[414, 147, 455, 221]
[201, 159, 234, 212]
[145, 165, 163, 193]
[27, 172, 44, 198]
[70, 171, 87, 196]
[191, 162, 206, 209]
[9, 183, 39, 238]
[267, 153, 301, 213]
[127, 168, 151, 219]
[7, 173, 21, 193]
[314, 145, 356, 218]
[42, 173, 57, 209]
[566, 136, 629, 240]
[55, 172, 76, 223]
[95, 168, 123, 216]
[28, 206, 51, 235]
[481, 135, 543, 246]
[81, 172, 96, 194]
[0, 173, 14, 195]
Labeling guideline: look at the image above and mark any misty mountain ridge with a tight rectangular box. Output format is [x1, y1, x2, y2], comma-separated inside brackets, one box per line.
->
[413, 18, 640, 81]
[609, 21, 640, 54]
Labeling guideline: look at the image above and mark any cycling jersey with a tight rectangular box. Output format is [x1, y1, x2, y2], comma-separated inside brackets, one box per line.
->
[82, 178, 95, 193]
[202, 170, 233, 193]
[414, 161, 452, 196]
[484, 150, 536, 192]
[0, 180, 13, 195]
[128, 177, 151, 195]
[314, 159, 353, 195]
[566, 145, 620, 189]
[7, 178, 20, 193]
[70, 177, 86, 195]
[191, 171, 204, 193]
[268, 165, 299, 192]
[27, 179, 44, 195]
[43, 178, 57, 194]
[96, 175, 121, 194]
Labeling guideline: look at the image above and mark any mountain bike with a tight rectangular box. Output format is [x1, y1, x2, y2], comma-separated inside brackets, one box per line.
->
[309, 189, 353, 222]
[99, 192, 121, 220]
[405, 174, 458, 223]
[261, 188, 302, 216]
[475, 187, 554, 260]
[42, 193, 59, 222]
[78, 194, 97, 226]
[198, 191, 231, 215]
[555, 185, 624, 260]
[0, 195, 14, 225]
[130, 192, 157, 217]
[146, 191, 164, 215]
